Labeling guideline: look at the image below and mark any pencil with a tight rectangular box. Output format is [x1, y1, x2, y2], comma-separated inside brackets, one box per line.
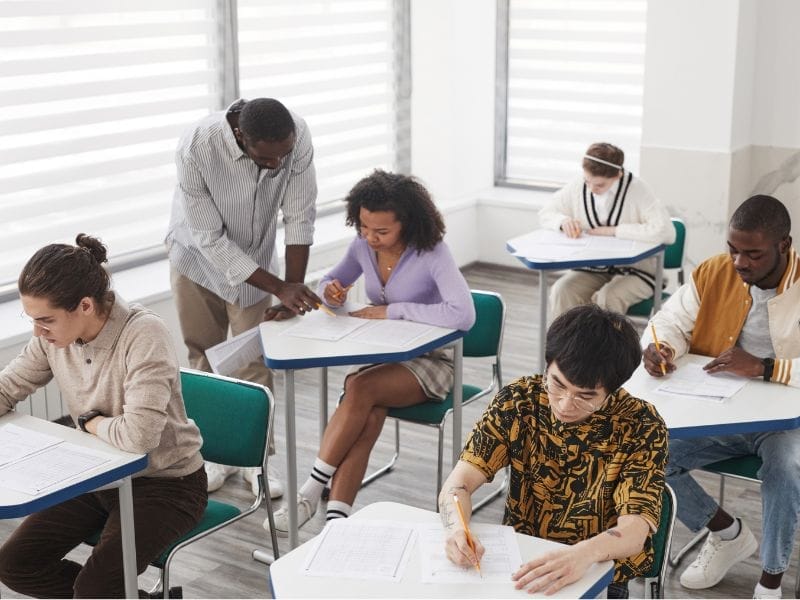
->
[332, 284, 353, 301]
[453, 495, 482, 577]
[650, 323, 667, 376]
[317, 303, 337, 317]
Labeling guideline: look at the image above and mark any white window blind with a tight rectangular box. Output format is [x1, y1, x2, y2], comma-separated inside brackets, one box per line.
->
[502, 0, 647, 186]
[0, 0, 219, 287]
[237, 0, 404, 209]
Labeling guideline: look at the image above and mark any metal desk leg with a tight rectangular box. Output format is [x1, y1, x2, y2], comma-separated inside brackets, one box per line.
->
[284, 369, 299, 549]
[319, 368, 328, 439]
[538, 270, 548, 374]
[451, 339, 464, 467]
[118, 476, 138, 598]
[653, 251, 665, 313]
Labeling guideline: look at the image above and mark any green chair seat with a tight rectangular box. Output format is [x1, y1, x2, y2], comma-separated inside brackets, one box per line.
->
[627, 292, 671, 318]
[387, 384, 483, 423]
[703, 455, 762, 479]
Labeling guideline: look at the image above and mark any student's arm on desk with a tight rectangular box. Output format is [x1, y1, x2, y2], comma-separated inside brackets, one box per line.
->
[538, 180, 582, 235]
[613, 180, 676, 244]
[438, 461, 489, 568]
[511, 515, 650, 595]
[641, 280, 700, 376]
[0, 337, 54, 416]
[318, 239, 362, 307]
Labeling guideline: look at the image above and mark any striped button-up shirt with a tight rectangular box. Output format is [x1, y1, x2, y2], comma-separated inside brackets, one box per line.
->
[166, 101, 317, 307]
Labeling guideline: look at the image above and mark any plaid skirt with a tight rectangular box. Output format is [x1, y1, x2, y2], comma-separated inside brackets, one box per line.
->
[345, 347, 455, 401]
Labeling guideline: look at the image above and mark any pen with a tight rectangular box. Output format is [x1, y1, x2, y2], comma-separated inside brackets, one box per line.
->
[317, 303, 337, 317]
[650, 323, 667, 376]
[453, 494, 482, 577]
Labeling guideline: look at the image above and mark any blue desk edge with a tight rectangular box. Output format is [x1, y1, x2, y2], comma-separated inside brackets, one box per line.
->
[506, 241, 666, 270]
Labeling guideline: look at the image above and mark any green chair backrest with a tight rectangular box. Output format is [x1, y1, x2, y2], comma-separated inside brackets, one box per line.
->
[665, 218, 686, 270]
[179, 369, 271, 468]
[646, 483, 676, 578]
[463, 290, 505, 358]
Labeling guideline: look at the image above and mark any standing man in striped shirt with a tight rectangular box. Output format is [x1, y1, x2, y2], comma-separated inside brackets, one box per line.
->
[166, 97, 322, 497]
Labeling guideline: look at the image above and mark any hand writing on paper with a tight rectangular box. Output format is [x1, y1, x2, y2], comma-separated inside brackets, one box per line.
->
[265, 283, 322, 321]
[444, 529, 485, 570]
[512, 545, 592, 595]
[643, 342, 676, 377]
[324, 279, 350, 307]
[704, 346, 763, 378]
[588, 226, 617, 237]
[560, 218, 583, 239]
[349, 305, 388, 320]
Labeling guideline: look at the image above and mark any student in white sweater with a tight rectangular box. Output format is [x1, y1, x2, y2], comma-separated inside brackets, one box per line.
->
[539, 142, 676, 319]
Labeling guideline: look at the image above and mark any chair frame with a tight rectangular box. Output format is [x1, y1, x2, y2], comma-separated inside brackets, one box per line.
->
[643, 483, 677, 599]
[356, 290, 509, 512]
[150, 368, 280, 598]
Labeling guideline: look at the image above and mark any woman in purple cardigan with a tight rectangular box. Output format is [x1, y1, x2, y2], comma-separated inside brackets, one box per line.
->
[266, 170, 475, 535]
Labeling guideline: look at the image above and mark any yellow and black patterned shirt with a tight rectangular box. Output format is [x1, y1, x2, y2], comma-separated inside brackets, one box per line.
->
[461, 375, 668, 583]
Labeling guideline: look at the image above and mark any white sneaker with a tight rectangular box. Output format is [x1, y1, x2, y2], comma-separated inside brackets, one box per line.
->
[753, 583, 782, 599]
[241, 466, 284, 499]
[263, 494, 315, 538]
[680, 520, 758, 589]
[205, 462, 238, 492]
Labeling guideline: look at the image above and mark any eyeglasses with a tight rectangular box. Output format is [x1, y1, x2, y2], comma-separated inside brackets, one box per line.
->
[20, 311, 51, 332]
[542, 371, 610, 415]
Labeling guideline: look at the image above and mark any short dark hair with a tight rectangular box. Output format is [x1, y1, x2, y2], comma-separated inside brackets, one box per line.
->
[345, 170, 445, 252]
[730, 195, 791, 242]
[545, 304, 641, 392]
[239, 98, 295, 142]
[582, 142, 624, 178]
[18, 234, 113, 314]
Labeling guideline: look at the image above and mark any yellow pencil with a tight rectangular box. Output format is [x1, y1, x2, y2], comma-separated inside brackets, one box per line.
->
[453, 495, 482, 577]
[317, 303, 337, 317]
[650, 323, 667, 376]
[332, 284, 353, 301]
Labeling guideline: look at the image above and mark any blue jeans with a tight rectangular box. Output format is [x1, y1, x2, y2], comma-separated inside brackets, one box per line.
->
[666, 429, 800, 574]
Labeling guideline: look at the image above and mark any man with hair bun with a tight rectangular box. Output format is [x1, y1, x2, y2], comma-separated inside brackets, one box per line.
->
[539, 142, 676, 320]
[167, 97, 322, 497]
[643, 195, 799, 598]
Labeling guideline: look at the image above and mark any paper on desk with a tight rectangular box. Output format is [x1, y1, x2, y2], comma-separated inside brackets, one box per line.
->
[656, 363, 749, 403]
[510, 230, 636, 260]
[419, 523, 522, 583]
[0, 424, 63, 467]
[347, 319, 438, 348]
[284, 310, 370, 342]
[205, 326, 262, 376]
[302, 518, 416, 581]
[0, 442, 114, 495]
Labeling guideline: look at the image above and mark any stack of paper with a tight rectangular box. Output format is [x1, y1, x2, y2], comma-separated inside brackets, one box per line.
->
[656, 363, 749, 403]
[205, 326, 262, 377]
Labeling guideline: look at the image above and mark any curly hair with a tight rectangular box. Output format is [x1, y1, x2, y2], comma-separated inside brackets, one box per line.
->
[344, 170, 445, 252]
[18, 234, 113, 314]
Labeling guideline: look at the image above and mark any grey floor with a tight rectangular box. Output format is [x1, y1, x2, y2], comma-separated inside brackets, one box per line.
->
[0, 263, 794, 598]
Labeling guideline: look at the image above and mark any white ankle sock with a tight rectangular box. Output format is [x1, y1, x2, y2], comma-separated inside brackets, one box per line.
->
[716, 517, 741, 541]
[754, 582, 782, 599]
[299, 457, 336, 505]
[326, 500, 352, 521]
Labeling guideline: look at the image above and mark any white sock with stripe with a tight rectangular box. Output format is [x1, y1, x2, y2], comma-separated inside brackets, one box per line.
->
[326, 500, 352, 521]
[299, 457, 336, 506]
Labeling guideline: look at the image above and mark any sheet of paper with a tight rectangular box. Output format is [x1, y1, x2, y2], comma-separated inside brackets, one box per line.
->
[205, 326, 262, 376]
[284, 311, 370, 342]
[0, 442, 114, 495]
[418, 523, 523, 583]
[0, 424, 63, 467]
[656, 363, 749, 402]
[301, 519, 416, 581]
[347, 319, 439, 348]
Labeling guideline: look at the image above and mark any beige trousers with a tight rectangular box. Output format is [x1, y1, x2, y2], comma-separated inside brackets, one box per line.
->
[170, 267, 275, 453]
[549, 270, 653, 323]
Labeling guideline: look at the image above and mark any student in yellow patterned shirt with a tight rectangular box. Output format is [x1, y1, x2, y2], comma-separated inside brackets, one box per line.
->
[439, 304, 667, 598]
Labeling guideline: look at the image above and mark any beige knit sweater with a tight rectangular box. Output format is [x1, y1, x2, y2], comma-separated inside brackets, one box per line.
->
[0, 294, 203, 478]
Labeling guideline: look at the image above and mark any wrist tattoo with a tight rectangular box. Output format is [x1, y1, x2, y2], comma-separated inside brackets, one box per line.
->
[605, 528, 622, 538]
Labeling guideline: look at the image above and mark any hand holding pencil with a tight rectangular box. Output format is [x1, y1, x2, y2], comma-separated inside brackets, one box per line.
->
[323, 279, 352, 307]
[452, 495, 483, 577]
[643, 323, 676, 377]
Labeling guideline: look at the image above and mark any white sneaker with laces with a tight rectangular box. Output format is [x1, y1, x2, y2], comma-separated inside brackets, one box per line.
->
[205, 462, 238, 492]
[263, 494, 315, 538]
[753, 582, 782, 599]
[241, 465, 284, 499]
[680, 519, 758, 589]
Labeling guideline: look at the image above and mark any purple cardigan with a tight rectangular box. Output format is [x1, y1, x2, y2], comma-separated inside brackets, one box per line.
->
[319, 237, 476, 331]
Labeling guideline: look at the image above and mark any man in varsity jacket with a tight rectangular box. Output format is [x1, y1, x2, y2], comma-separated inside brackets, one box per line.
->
[643, 195, 799, 599]
[539, 142, 676, 320]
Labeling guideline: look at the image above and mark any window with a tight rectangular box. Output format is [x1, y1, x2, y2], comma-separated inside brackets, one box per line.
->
[496, 0, 647, 188]
[0, 0, 409, 291]
[237, 0, 409, 210]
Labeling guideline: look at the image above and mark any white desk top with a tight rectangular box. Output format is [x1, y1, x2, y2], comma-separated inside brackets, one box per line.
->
[624, 354, 800, 438]
[507, 229, 664, 270]
[0, 412, 147, 518]
[259, 312, 464, 370]
[268, 502, 614, 599]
